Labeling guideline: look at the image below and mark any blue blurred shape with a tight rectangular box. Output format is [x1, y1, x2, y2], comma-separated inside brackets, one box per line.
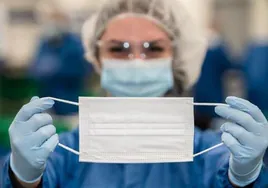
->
[194, 43, 233, 119]
[29, 33, 93, 115]
[244, 41, 268, 113]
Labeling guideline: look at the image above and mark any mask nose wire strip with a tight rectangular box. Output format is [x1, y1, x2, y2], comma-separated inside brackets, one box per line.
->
[46, 97, 226, 158]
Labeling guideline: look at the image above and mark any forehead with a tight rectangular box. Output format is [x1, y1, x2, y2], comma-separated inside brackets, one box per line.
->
[100, 16, 169, 42]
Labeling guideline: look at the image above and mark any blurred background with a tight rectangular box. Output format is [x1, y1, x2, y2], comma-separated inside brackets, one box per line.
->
[0, 0, 268, 161]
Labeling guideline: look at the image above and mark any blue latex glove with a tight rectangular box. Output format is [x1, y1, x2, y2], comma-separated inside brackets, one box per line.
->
[215, 96, 268, 187]
[9, 97, 59, 183]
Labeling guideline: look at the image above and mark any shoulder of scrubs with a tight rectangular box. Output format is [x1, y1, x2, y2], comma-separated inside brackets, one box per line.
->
[42, 128, 79, 187]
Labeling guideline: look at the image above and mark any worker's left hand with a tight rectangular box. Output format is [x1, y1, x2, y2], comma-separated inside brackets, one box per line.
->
[215, 96, 268, 187]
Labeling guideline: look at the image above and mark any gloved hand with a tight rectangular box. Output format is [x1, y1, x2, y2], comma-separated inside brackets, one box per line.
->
[9, 96, 59, 183]
[215, 96, 268, 187]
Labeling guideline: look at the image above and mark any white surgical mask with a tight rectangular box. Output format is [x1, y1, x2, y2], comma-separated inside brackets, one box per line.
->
[101, 58, 174, 97]
[54, 96, 225, 162]
[78, 97, 194, 163]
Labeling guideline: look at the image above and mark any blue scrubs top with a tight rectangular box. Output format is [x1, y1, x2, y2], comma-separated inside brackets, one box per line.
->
[2, 128, 267, 187]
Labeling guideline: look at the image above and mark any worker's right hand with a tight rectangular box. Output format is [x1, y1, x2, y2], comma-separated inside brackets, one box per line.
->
[9, 96, 59, 183]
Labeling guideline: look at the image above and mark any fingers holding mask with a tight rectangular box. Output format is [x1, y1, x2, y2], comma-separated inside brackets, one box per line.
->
[215, 105, 258, 133]
[226, 96, 267, 124]
[221, 122, 253, 146]
[8, 97, 57, 182]
[31, 124, 57, 147]
[37, 134, 59, 159]
[27, 113, 53, 132]
[215, 96, 268, 136]
[15, 97, 54, 122]
[216, 97, 268, 186]
[221, 132, 241, 154]
[30, 96, 40, 102]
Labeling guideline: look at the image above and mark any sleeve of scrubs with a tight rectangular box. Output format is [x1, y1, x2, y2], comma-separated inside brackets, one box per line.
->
[1, 129, 79, 188]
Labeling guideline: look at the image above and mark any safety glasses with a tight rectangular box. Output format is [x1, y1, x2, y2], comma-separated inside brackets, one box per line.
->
[97, 39, 174, 60]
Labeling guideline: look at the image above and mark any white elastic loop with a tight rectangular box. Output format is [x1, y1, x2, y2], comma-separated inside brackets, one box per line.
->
[46, 97, 79, 106]
[46, 97, 229, 107]
[46, 97, 80, 155]
[58, 143, 80, 155]
[193, 103, 229, 107]
[58, 142, 225, 157]
[48, 97, 226, 158]
[193, 143, 224, 158]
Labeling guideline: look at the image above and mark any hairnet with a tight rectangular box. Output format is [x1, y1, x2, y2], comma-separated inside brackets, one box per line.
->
[82, 0, 207, 93]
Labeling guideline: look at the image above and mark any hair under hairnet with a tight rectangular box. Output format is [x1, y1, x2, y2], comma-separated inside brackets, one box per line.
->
[82, 0, 207, 93]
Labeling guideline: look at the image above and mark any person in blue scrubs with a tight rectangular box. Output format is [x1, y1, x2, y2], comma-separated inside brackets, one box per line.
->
[2, 0, 268, 187]
[29, 9, 93, 116]
[194, 38, 244, 131]
[243, 41, 268, 167]
[194, 41, 233, 130]
[244, 41, 268, 116]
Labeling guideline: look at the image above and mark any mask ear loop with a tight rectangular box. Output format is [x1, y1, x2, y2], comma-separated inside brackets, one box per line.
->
[193, 143, 224, 158]
[45, 97, 85, 156]
[46, 97, 226, 158]
[192, 102, 227, 157]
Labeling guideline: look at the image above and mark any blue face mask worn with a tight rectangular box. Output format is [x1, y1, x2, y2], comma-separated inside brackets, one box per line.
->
[101, 58, 174, 97]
